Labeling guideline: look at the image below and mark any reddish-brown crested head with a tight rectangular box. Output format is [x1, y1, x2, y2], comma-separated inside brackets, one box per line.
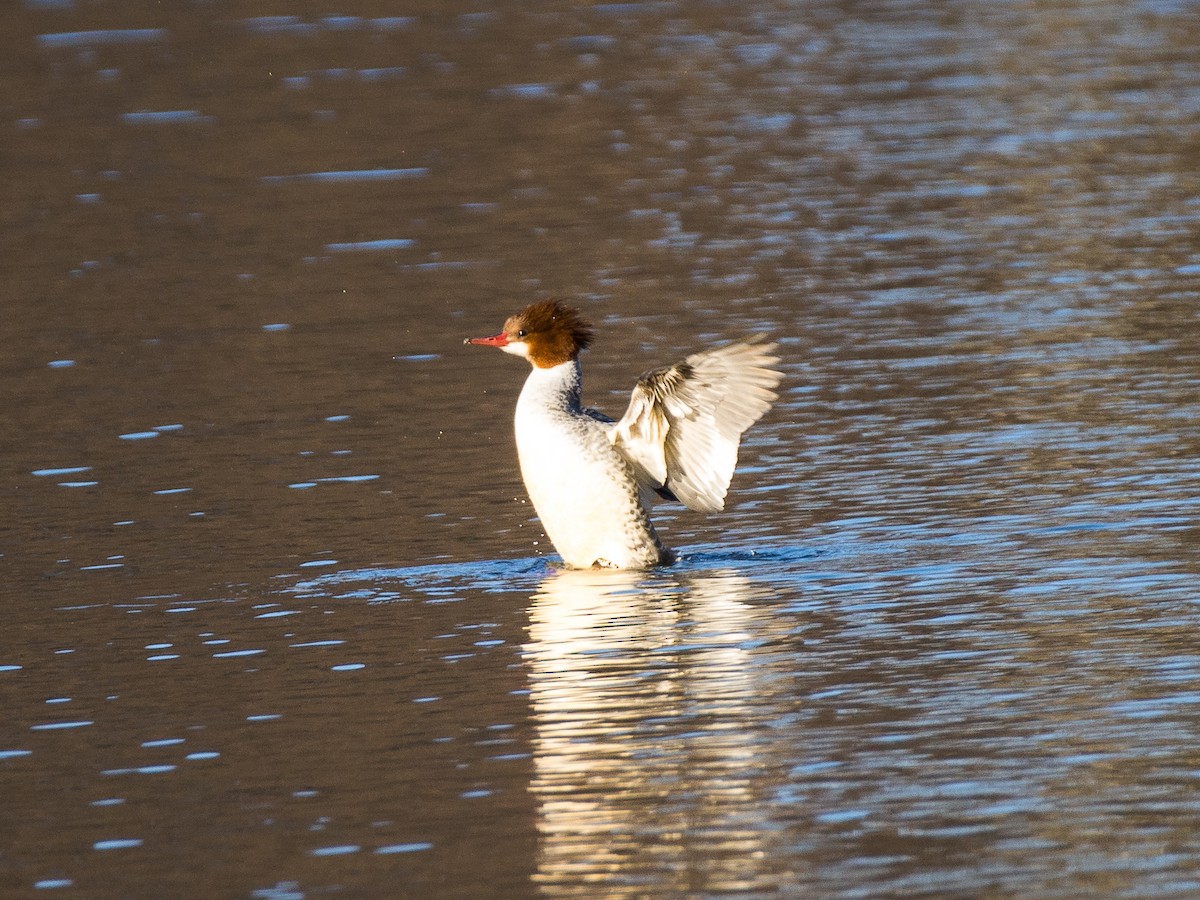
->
[465, 299, 593, 368]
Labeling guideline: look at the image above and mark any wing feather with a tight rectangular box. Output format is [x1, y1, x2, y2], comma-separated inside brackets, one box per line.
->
[611, 335, 782, 513]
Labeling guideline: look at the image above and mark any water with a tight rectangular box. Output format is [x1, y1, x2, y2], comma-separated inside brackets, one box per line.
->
[3, 0, 1200, 896]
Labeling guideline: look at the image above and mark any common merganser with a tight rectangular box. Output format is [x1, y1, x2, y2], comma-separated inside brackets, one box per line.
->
[465, 300, 782, 569]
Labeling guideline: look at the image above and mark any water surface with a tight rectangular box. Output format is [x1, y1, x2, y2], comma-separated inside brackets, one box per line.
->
[3, 0, 1200, 896]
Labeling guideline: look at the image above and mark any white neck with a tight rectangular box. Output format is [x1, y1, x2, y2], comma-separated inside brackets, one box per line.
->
[518, 359, 583, 414]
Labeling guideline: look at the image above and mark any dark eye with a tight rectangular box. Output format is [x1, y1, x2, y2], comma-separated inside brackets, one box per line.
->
[517, 329, 527, 338]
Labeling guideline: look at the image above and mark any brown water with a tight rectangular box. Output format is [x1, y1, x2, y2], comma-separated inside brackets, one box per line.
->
[4, 0, 1200, 896]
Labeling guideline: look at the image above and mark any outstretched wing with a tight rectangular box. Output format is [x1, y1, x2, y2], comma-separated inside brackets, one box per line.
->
[611, 336, 782, 512]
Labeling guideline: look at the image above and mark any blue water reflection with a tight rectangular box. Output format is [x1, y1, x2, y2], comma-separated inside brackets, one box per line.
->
[5, 0, 1200, 895]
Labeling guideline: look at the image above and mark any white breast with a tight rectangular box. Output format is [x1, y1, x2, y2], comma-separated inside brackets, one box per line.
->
[514, 362, 666, 569]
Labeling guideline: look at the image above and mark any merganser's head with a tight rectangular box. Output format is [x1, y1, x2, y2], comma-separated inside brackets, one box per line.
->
[464, 299, 593, 368]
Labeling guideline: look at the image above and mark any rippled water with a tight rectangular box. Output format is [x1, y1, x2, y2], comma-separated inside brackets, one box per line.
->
[3, 0, 1200, 896]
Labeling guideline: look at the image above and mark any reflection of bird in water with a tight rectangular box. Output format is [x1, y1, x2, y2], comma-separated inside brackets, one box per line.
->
[466, 300, 782, 569]
[524, 566, 787, 895]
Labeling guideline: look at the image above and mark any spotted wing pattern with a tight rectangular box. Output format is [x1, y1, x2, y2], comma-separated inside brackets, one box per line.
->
[611, 336, 782, 512]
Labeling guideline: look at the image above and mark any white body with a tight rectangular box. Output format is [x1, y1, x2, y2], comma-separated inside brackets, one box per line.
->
[481, 305, 781, 569]
[515, 361, 667, 569]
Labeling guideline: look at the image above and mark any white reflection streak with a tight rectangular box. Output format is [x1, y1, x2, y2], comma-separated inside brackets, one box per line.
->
[525, 567, 777, 896]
